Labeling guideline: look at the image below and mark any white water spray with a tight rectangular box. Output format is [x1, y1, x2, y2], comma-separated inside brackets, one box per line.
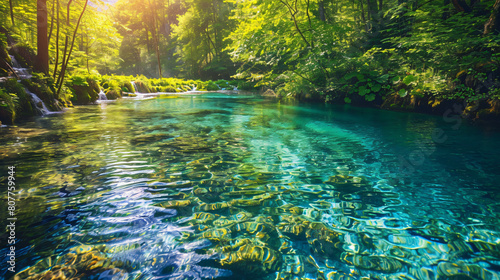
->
[98, 90, 108, 101]
[130, 81, 146, 98]
[26, 88, 51, 115]
[9, 55, 32, 80]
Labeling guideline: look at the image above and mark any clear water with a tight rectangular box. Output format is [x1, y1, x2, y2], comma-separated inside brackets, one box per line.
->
[1, 92, 500, 280]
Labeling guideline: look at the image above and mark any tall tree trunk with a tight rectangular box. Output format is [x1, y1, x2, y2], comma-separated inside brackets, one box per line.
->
[53, 0, 60, 79]
[56, 0, 89, 97]
[148, 0, 163, 78]
[86, 33, 90, 73]
[48, 0, 55, 43]
[145, 25, 151, 53]
[484, 0, 500, 34]
[367, 0, 378, 26]
[318, 1, 326, 21]
[452, 0, 472, 12]
[360, 0, 368, 32]
[56, 0, 73, 87]
[9, 0, 15, 26]
[305, 0, 314, 48]
[37, 0, 49, 75]
[212, 0, 220, 58]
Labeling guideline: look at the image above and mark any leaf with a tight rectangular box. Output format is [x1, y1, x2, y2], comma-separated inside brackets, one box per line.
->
[398, 89, 407, 97]
[358, 86, 370, 96]
[371, 83, 381, 92]
[377, 74, 390, 84]
[365, 93, 376, 101]
[343, 73, 358, 80]
[403, 75, 416, 85]
[344, 97, 351, 104]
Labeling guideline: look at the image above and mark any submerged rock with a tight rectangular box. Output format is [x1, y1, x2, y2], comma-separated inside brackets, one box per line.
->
[14, 247, 128, 280]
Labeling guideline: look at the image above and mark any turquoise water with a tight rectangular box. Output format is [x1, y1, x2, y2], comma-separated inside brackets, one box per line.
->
[1, 92, 500, 279]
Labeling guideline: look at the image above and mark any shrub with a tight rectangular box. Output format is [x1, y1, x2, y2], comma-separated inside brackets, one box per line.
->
[0, 88, 15, 124]
[160, 86, 177, 92]
[5, 79, 34, 118]
[67, 74, 100, 104]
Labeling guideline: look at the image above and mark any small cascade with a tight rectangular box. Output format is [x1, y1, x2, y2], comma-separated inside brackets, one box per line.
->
[97, 90, 108, 101]
[233, 86, 238, 91]
[131, 81, 140, 93]
[26, 88, 51, 115]
[191, 84, 197, 92]
[10, 55, 32, 80]
[130, 81, 146, 98]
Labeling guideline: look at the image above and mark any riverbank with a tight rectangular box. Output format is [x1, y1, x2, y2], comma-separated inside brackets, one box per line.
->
[263, 80, 500, 124]
[325, 91, 500, 124]
[0, 72, 252, 125]
[2, 54, 499, 126]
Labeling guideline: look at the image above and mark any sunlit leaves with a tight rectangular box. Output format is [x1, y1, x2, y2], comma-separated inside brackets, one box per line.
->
[171, 0, 235, 77]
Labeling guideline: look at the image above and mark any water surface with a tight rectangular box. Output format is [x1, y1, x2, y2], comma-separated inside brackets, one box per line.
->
[1, 92, 500, 280]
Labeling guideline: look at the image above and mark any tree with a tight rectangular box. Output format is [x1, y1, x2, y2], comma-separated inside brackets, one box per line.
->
[55, 0, 89, 97]
[171, 0, 235, 79]
[484, 0, 500, 34]
[37, 0, 49, 74]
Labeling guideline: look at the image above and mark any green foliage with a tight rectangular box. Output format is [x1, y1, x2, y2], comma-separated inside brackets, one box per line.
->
[205, 81, 219, 91]
[171, 0, 235, 79]
[67, 74, 100, 104]
[339, 70, 391, 102]
[398, 89, 407, 98]
[2, 0, 499, 109]
[0, 87, 16, 125]
[215, 79, 238, 90]
[161, 86, 178, 92]
[3, 78, 35, 118]
[69, 75, 89, 87]
[0, 77, 43, 122]
[0, 32, 9, 74]
[223, 0, 500, 103]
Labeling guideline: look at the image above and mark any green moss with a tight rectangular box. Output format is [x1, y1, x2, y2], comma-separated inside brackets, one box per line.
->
[22, 73, 60, 111]
[4, 79, 34, 118]
[133, 80, 151, 93]
[10, 42, 36, 68]
[0, 88, 15, 125]
[0, 34, 9, 77]
[122, 81, 134, 93]
[206, 81, 219, 91]
[105, 89, 121, 100]
[67, 75, 100, 104]
[215, 79, 236, 90]
[160, 86, 177, 92]
[237, 80, 255, 91]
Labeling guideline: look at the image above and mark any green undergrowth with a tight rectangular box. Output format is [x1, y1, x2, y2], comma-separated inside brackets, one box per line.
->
[0, 78, 36, 124]
[64, 73, 253, 104]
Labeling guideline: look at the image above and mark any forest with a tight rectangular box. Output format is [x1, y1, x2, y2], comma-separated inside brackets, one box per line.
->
[2, 1, 500, 280]
[1, 0, 500, 124]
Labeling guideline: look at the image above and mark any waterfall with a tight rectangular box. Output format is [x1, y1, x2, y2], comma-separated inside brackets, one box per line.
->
[97, 90, 108, 101]
[131, 81, 139, 93]
[10, 55, 32, 80]
[25, 88, 51, 115]
[129, 81, 146, 98]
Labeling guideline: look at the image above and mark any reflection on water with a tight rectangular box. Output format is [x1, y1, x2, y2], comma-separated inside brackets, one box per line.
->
[1, 92, 500, 280]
